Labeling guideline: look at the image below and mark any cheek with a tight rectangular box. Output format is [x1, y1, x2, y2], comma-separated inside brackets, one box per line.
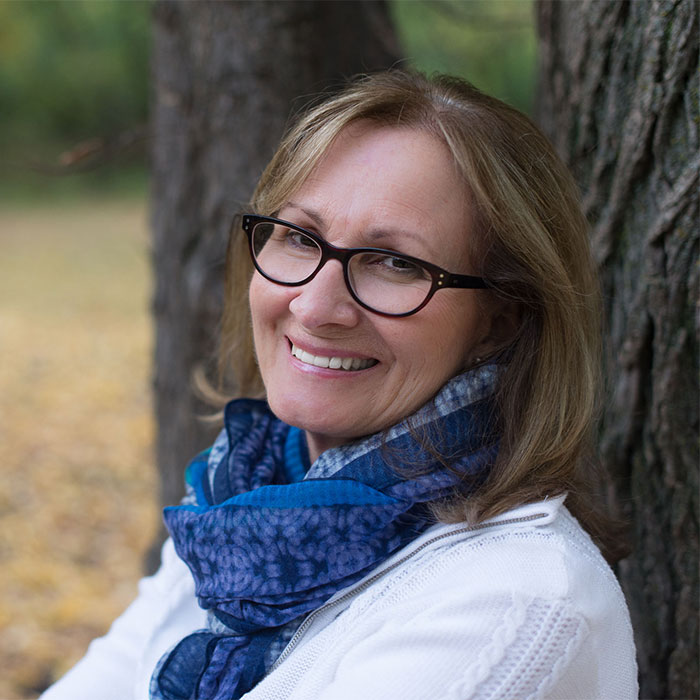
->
[248, 278, 264, 346]
[249, 276, 287, 332]
[248, 274, 267, 317]
[249, 277, 286, 370]
[422, 298, 489, 370]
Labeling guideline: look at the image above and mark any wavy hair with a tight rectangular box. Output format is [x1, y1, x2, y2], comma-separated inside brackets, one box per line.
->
[219, 70, 621, 559]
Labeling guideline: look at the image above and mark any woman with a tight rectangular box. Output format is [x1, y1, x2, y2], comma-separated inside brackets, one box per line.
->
[42, 71, 637, 699]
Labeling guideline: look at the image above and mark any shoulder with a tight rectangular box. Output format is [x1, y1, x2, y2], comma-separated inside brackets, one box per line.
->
[342, 495, 635, 671]
[370, 495, 628, 621]
[360, 496, 637, 694]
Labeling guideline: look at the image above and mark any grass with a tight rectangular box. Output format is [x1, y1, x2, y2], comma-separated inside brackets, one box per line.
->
[0, 195, 158, 698]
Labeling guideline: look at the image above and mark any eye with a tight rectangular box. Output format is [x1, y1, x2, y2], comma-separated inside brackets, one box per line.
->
[380, 254, 428, 277]
[384, 256, 419, 271]
[355, 252, 430, 282]
[267, 224, 316, 248]
[287, 230, 318, 249]
[272, 227, 320, 259]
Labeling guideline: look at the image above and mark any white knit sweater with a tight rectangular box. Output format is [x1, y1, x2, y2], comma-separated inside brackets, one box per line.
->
[40, 496, 638, 700]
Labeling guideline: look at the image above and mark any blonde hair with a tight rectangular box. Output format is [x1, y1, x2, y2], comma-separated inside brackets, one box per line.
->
[219, 71, 619, 556]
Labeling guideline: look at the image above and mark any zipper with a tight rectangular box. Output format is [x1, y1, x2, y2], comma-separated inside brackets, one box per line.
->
[268, 511, 548, 673]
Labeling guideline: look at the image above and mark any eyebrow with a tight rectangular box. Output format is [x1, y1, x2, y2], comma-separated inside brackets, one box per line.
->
[282, 201, 427, 249]
[282, 202, 325, 229]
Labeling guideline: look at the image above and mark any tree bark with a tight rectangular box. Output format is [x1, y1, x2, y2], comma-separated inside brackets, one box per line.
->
[536, 1, 699, 698]
[149, 0, 399, 567]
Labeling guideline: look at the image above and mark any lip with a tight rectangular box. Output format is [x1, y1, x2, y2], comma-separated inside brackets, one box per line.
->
[286, 337, 379, 374]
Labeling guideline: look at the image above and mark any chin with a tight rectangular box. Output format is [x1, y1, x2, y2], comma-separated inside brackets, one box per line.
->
[268, 395, 358, 445]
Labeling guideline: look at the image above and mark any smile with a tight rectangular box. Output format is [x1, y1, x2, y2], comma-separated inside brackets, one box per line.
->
[290, 343, 378, 371]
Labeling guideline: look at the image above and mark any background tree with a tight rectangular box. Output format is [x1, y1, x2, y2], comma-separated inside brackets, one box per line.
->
[537, 1, 699, 698]
[149, 0, 399, 562]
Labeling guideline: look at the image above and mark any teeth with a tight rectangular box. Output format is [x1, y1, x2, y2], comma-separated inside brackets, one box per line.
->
[291, 343, 376, 371]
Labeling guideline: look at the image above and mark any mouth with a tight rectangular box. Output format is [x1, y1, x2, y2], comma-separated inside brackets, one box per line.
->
[290, 342, 378, 371]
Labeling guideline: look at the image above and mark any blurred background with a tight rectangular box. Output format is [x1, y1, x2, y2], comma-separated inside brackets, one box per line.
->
[0, 2, 535, 697]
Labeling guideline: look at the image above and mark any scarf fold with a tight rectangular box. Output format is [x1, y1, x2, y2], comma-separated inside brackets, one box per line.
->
[150, 365, 499, 700]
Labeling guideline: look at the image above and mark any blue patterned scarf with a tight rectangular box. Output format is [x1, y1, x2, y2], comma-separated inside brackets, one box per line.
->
[150, 365, 499, 700]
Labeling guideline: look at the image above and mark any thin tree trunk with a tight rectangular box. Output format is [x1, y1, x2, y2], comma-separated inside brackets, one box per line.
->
[149, 0, 399, 568]
[536, 1, 699, 698]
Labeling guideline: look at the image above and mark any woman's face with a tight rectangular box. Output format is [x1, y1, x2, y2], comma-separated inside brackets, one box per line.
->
[249, 124, 492, 461]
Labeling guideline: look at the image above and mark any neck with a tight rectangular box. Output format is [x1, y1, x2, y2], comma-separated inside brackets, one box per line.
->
[304, 430, 347, 463]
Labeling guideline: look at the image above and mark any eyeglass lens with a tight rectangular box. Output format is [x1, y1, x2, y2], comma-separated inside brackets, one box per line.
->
[250, 221, 433, 315]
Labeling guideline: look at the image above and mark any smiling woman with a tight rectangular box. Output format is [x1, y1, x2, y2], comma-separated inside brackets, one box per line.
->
[41, 71, 638, 700]
[249, 125, 491, 460]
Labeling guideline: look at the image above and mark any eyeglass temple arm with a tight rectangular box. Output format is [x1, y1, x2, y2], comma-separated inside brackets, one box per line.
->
[441, 273, 490, 289]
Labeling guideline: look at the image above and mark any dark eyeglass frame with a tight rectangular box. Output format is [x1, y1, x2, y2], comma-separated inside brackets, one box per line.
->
[241, 214, 489, 318]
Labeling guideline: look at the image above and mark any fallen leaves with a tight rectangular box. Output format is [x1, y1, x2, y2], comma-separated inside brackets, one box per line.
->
[0, 198, 158, 699]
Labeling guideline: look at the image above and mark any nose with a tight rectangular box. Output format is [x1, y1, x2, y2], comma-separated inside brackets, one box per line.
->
[288, 259, 361, 329]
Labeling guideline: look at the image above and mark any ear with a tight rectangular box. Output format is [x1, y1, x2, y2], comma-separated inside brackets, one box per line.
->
[468, 299, 521, 365]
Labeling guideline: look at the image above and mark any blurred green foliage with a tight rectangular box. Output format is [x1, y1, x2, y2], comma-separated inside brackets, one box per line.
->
[0, 0, 149, 201]
[0, 0, 534, 201]
[0, 0, 149, 148]
[391, 0, 536, 114]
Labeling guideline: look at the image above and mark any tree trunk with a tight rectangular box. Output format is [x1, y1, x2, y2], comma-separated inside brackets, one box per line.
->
[149, 0, 399, 567]
[536, 1, 699, 698]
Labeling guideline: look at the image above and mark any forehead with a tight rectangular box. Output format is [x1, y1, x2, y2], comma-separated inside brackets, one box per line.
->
[285, 124, 473, 265]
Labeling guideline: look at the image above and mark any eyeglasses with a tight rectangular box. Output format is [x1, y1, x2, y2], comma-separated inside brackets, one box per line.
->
[241, 215, 488, 317]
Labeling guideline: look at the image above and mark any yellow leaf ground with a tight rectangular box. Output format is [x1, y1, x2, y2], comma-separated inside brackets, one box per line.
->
[0, 198, 158, 699]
